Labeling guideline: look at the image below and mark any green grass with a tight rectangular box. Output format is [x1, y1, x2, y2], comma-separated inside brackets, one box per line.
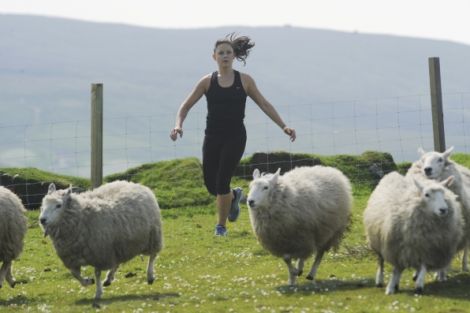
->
[2, 187, 470, 312]
[2, 153, 470, 312]
[453, 153, 470, 168]
[0, 167, 90, 189]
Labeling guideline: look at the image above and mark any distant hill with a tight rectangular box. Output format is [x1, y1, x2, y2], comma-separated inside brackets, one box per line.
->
[1, 14, 470, 176]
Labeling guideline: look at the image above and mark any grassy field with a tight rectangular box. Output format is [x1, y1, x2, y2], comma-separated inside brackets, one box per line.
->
[1, 153, 470, 312]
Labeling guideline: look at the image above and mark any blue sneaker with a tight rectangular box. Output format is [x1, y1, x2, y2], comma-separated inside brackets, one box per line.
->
[214, 224, 227, 236]
[228, 187, 242, 222]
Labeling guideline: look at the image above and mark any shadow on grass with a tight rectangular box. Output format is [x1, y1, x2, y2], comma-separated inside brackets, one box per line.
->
[0, 294, 40, 306]
[410, 273, 470, 300]
[75, 292, 180, 306]
[275, 272, 470, 300]
[276, 277, 374, 295]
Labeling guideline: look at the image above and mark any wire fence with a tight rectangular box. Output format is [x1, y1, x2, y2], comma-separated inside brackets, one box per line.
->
[1, 91, 470, 209]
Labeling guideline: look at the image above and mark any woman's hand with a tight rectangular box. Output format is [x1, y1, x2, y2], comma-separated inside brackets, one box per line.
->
[283, 127, 296, 142]
[170, 127, 183, 141]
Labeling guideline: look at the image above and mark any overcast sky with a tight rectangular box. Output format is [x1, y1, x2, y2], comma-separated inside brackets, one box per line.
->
[1, 0, 469, 45]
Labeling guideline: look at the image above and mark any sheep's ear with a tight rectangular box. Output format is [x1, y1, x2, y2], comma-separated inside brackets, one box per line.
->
[441, 175, 454, 188]
[413, 178, 424, 193]
[48, 183, 56, 194]
[270, 168, 281, 185]
[252, 168, 261, 180]
[443, 146, 454, 160]
[417, 147, 426, 156]
[63, 187, 72, 205]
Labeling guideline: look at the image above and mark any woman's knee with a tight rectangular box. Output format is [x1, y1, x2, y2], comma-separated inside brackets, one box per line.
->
[216, 184, 231, 195]
[204, 180, 217, 196]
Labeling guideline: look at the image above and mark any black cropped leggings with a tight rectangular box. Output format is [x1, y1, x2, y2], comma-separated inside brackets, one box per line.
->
[202, 129, 247, 196]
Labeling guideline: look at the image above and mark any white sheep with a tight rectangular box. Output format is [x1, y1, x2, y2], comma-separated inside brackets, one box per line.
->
[364, 172, 464, 294]
[247, 166, 352, 285]
[39, 181, 163, 307]
[406, 146, 470, 271]
[0, 186, 27, 289]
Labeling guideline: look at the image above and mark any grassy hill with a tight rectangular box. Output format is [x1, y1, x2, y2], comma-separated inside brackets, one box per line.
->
[1, 153, 470, 312]
[105, 151, 396, 209]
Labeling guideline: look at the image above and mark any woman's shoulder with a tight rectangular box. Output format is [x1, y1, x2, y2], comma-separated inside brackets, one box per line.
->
[200, 73, 213, 81]
[196, 73, 213, 90]
[238, 71, 255, 84]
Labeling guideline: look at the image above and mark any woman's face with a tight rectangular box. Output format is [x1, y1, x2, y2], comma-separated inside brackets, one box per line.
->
[213, 43, 235, 68]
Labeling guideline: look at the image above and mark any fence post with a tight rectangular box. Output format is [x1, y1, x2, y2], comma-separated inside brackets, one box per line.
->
[428, 57, 446, 152]
[91, 83, 103, 189]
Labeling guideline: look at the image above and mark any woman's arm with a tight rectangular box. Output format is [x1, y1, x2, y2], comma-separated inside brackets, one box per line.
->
[244, 74, 296, 142]
[170, 75, 210, 141]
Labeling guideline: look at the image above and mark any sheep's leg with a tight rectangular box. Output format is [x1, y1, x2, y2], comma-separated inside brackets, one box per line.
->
[70, 267, 95, 286]
[282, 255, 298, 285]
[385, 267, 402, 295]
[435, 263, 449, 282]
[0, 261, 10, 288]
[306, 250, 325, 281]
[415, 264, 426, 294]
[5, 263, 16, 288]
[435, 269, 447, 282]
[103, 266, 118, 287]
[463, 245, 469, 272]
[376, 256, 384, 287]
[92, 269, 103, 308]
[147, 253, 157, 284]
[296, 259, 305, 277]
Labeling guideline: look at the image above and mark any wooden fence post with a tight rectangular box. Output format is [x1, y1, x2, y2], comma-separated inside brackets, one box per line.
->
[428, 57, 446, 152]
[91, 83, 103, 189]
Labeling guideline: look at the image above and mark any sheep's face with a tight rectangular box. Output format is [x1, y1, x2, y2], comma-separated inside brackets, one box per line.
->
[413, 176, 454, 217]
[247, 168, 280, 209]
[39, 183, 71, 236]
[417, 146, 453, 179]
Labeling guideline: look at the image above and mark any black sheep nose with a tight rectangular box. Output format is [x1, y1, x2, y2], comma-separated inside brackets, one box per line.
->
[248, 200, 255, 207]
[40, 218, 47, 225]
[439, 208, 448, 215]
[424, 167, 432, 176]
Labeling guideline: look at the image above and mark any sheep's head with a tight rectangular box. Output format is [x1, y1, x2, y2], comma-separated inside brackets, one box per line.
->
[413, 176, 454, 217]
[417, 146, 454, 179]
[39, 183, 72, 236]
[247, 168, 280, 209]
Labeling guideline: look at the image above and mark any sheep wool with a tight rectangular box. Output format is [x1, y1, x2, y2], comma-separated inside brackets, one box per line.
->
[364, 171, 464, 294]
[406, 146, 470, 271]
[0, 186, 27, 288]
[39, 180, 163, 307]
[247, 166, 352, 285]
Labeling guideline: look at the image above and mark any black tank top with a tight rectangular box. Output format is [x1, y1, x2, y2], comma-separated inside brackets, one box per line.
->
[205, 70, 247, 136]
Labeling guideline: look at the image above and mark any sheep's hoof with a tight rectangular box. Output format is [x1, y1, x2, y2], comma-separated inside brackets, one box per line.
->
[92, 301, 101, 308]
[10, 281, 16, 288]
[306, 274, 313, 280]
[414, 287, 423, 295]
[412, 274, 417, 281]
[375, 283, 383, 288]
[147, 277, 155, 285]
[103, 280, 111, 287]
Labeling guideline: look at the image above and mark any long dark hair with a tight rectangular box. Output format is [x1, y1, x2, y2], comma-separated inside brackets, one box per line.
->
[214, 33, 255, 65]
